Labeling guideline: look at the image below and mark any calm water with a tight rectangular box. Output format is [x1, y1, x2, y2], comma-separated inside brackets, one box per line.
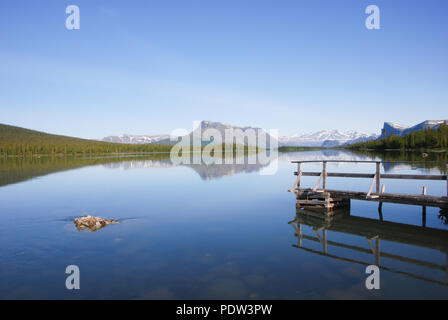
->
[1, 150, 448, 299]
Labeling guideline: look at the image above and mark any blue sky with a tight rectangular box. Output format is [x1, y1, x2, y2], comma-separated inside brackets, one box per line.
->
[0, 0, 447, 139]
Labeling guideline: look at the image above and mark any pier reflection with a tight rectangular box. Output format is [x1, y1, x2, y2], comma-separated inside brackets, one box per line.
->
[289, 208, 448, 286]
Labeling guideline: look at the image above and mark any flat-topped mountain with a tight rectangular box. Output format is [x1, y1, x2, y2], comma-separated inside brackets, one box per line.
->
[103, 120, 276, 147]
[189, 120, 275, 147]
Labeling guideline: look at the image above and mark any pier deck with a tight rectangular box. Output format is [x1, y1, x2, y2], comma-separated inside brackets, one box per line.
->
[289, 160, 448, 211]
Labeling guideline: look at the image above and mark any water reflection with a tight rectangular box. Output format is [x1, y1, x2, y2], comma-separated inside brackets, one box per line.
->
[289, 208, 448, 286]
[347, 150, 448, 173]
[278, 149, 376, 164]
[0, 154, 272, 187]
[0, 154, 170, 187]
[103, 159, 270, 180]
[1, 150, 446, 188]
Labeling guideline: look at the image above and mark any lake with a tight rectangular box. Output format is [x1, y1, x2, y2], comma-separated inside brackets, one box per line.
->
[1, 150, 448, 299]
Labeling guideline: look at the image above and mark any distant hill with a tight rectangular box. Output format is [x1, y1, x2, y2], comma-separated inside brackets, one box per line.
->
[347, 120, 448, 151]
[103, 133, 170, 144]
[0, 123, 97, 145]
[278, 130, 377, 147]
[0, 123, 172, 156]
[380, 120, 448, 139]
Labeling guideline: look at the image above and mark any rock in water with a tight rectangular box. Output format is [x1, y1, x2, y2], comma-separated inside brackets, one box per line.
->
[74, 215, 117, 232]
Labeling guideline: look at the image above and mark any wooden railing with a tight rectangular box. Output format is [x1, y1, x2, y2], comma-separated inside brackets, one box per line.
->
[290, 160, 448, 198]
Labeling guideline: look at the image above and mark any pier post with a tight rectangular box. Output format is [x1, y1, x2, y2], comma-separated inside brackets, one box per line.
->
[376, 162, 381, 194]
[322, 161, 327, 191]
[422, 187, 427, 227]
[290, 162, 302, 192]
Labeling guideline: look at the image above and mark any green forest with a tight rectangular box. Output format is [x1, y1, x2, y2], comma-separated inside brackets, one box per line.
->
[0, 123, 260, 157]
[0, 123, 172, 156]
[347, 122, 448, 151]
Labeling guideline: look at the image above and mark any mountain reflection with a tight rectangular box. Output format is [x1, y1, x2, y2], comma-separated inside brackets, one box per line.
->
[1, 150, 446, 187]
[102, 158, 270, 180]
[0, 154, 271, 187]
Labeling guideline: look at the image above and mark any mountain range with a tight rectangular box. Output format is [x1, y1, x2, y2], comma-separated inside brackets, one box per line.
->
[380, 120, 448, 139]
[1, 119, 445, 153]
[278, 130, 377, 147]
[103, 120, 276, 146]
[102, 121, 377, 147]
[102, 120, 447, 147]
[103, 134, 170, 144]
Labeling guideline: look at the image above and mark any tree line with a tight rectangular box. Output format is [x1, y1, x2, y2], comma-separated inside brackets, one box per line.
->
[348, 122, 448, 151]
[0, 142, 173, 156]
[0, 123, 173, 156]
[0, 124, 261, 157]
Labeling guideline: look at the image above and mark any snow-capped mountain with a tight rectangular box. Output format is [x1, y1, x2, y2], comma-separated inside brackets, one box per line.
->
[380, 120, 448, 139]
[278, 130, 378, 147]
[101, 122, 377, 147]
[102, 134, 170, 144]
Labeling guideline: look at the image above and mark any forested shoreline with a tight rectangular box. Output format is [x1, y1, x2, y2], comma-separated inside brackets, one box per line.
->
[0, 123, 260, 157]
[346, 123, 448, 151]
[0, 123, 174, 156]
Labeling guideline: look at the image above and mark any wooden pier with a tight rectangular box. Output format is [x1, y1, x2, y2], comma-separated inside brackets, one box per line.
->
[289, 160, 448, 212]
